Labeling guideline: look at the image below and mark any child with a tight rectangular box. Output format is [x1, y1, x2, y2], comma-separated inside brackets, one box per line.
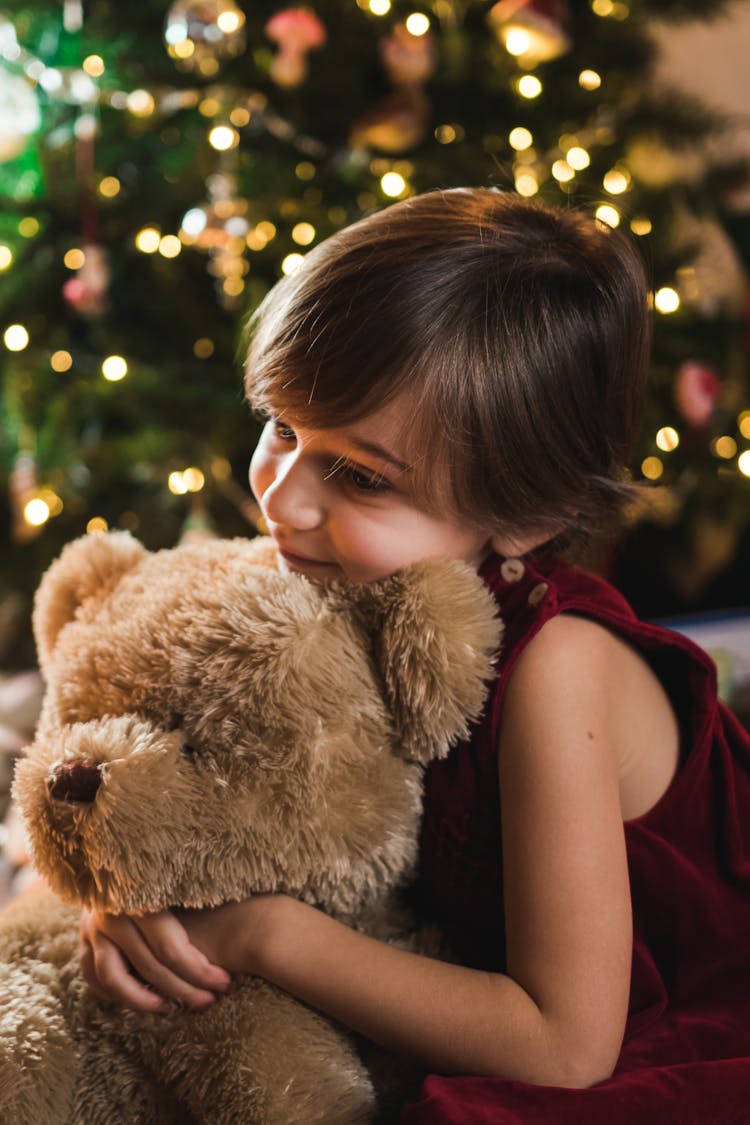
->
[80, 189, 750, 1122]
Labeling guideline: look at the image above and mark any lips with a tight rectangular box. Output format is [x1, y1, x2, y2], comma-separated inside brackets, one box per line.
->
[277, 546, 331, 569]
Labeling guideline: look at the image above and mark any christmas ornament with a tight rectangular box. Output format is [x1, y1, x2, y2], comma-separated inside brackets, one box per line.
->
[265, 8, 327, 89]
[673, 361, 721, 429]
[164, 0, 247, 74]
[487, 0, 570, 64]
[62, 244, 110, 319]
[9, 451, 40, 544]
[0, 69, 41, 163]
[350, 22, 436, 154]
[180, 173, 250, 307]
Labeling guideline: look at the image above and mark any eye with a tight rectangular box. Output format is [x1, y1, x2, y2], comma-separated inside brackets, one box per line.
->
[339, 462, 390, 493]
[272, 418, 296, 442]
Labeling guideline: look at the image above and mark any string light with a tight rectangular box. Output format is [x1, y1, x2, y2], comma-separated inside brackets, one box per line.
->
[4, 324, 29, 351]
[630, 217, 652, 236]
[552, 160, 575, 183]
[24, 497, 50, 527]
[295, 161, 316, 181]
[712, 436, 737, 460]
[738, 410, 750, 439]
[368, 0, 391, 13]
[504, 29, 531, 56]
[208, 125, 239, 151]
[514, 171, 539, 197]
[292, 222, 316, 246]
[596, 205, 620, 228]
[50, 350, 73, 372]
[0, 245, 12, 270]
[405, 13, 430, 36]
[82, 54, 104, 77]
[654, 287, 680, 314]
[127, 89, 155, 116]
[656, 427, 679, 452]
[135, 227, 161, 253]
[381, 172, 406, 197]
[603, 168, 630, 194]
[566, 146, 590, 171]
[101, 355, 128, 381]
[509, 127, 533, 151]
[18, 218, 39, 237]
[641, 457, 663, 480]
[579, 69, 601, 90]
[193, 337, 214, 358]
[738, 451, 750, 478]
[87, 517, 109, 533]
[281, 253, 305, 274]
[159, 234, 182, 258]
[168, 468, 205, 494]
[98, 176, 121, 198]
[64, 248, 85, 269]
[517, 75, 542, 99]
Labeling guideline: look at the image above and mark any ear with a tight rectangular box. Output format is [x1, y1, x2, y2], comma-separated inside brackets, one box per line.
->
[33, 531, 146, 671]
[353, 560, 502, 764]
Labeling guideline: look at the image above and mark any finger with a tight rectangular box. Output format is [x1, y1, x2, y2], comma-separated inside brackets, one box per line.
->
[84, 931, 175, 1015]
[135, 912, 231, 993]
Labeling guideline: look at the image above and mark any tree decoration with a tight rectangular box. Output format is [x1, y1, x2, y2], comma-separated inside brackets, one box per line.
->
[9, 452, 40, 545]
[350, 22, 437, 154]
[0, 68, 40, 163]
[673, 361, 722, 429]
[265, 8, 327, 89]
[164, 0, 247, 74]
[180, 172, 250, 307]
[62, 244, 110, 319]
[487, 0, 571, 64]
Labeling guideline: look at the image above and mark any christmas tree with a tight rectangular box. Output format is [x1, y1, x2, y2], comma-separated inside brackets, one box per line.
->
[1, 0, 749, 664]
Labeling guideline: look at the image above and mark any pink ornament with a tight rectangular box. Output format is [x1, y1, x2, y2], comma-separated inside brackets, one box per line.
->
[380, 22, 436, 86]
[265, 8, 327, 88]
[488, 0, 571, 62]
[62, 243, 110, 319]
[673, 361, 722, 428]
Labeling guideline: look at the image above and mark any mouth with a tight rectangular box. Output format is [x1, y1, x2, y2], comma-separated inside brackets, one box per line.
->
[277, 546, 335, 570]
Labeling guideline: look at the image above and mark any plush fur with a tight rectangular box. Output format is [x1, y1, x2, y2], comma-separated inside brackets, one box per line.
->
[0, 533, 500, 1124]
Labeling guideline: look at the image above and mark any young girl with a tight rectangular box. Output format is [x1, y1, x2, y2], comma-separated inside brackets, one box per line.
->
[80, 189, 750, 1122]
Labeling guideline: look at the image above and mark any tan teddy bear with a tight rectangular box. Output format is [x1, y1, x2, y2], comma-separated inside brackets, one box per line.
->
[0, 532, 500, 1125]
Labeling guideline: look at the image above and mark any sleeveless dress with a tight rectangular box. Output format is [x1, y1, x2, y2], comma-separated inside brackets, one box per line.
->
[402, 551, 750, 1124]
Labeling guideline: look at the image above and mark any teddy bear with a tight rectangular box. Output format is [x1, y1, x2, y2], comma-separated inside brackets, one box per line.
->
[0, 531, 500, 1125]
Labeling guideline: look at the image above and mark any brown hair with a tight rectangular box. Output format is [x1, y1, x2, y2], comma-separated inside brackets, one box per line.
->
[243, 187, 651, 550]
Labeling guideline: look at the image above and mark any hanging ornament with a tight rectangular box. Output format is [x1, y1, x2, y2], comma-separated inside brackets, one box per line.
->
[62, 244, 110, 319]
[673, 361, 722, 429]
[350, 22, 436, 154]
[180, 172, 250, 308]
[164, 0, 247, 75]
[0, 69, 41, 163]
[487, 0, 570, 64]
[265, 8, 327, 89]
[9, 451, 41, 544]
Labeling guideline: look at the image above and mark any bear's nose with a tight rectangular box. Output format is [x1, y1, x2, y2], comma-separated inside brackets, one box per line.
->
[48, 759, 102, 803]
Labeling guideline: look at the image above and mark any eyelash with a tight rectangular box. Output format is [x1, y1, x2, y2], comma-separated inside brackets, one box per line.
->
[270, 419, 390, 493]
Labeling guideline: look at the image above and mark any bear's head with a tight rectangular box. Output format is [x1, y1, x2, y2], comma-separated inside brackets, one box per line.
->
[13, 533, 500, 922]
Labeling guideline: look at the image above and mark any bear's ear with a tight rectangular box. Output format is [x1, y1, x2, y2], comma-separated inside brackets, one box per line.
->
[33, 531, 146, 670]
[351, 560, 502, 764]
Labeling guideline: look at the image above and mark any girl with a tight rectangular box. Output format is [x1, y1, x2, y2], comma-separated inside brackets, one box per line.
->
[80, 189, 750, 1122]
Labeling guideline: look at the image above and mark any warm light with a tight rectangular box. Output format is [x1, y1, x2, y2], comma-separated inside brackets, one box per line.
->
[199, 97, 221, 117]
[738, 410, 750, 439]
[51, 350, 73, 372]
[217, 9, 244, 32]
[381, 172, 406, 197]
[579, 69, 601, 90]
[173, 40, 195, 59]
[405, 12, 430, 35]
[0, 246, 12, 270]
[98, 176, 121, 198]
[230, 107, 250, 127]
[603, 168, 630, 194]
[592, 0, 615, 14]
[369, 0, 391, 13]
[127, 89, 155, 116]
[39, 488, 63, 517]
[159, 235, 182, 258]
[87, 517, 109, 533]
[631, 217, 652, 236]
[738, 450, 750, 477]
[517, 75, 542, 98]
[4, 324, 29, 351]
[212, 456, 232, 479]
[135, 227, 161, 253]
[295, 162, 316, 182]
[223, 277, 245, 297]
[101, 355, 128, 381]
[596, 205, 620, 228]
[552, 160, 575, 182]
[435, 124, 457, 144]
[515, 172, 539, 197]
[194, 337, 214, 358]
[19, 218, 39, 238]
[656, 426, 679, 452]
[256, 221, 277, 240]
[209, 125, 239, 151]
[641, 457, 663, 481]
[168, 471, 188, 495]
[24, 497, 50, 526]
[182, 467, 205, 492]
[505, 29, 532, 56]
[712, 436, 737, 460]
[64, 248, 85, 270]
[566, 146, 590, 170]
[82, 54, 105, 77]
[654, 287, 680, 314]
[292, 222, 316, 246]
[281, 253, 305, 275]
[509, 127, 533, 151]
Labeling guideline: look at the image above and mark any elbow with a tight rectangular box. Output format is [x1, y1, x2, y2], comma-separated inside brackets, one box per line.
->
[545, 1034, 620, 1090]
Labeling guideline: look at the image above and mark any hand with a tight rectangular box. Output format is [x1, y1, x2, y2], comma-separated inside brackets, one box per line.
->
[79, 907, 232, 1015]
[175, 895, 282, 976]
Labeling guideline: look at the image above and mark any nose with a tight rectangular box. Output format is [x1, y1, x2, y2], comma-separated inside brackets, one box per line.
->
[259, 453, 325, 532]
[48, 759, 102, 804]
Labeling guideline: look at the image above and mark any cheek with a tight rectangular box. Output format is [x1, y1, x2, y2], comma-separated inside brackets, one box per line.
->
[249, 440, 271, 501]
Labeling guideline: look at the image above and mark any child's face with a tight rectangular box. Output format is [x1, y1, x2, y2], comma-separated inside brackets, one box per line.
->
[249, 394, 493, 584]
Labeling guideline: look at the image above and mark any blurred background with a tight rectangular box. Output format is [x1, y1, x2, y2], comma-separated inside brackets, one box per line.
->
[1, 0, 750, 785]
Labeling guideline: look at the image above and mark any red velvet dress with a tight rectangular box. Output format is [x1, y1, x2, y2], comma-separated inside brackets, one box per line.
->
[403, 552, 750, 1124]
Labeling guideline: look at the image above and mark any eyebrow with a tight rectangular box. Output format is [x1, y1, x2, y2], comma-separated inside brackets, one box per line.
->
[344, 436, 411, 474]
